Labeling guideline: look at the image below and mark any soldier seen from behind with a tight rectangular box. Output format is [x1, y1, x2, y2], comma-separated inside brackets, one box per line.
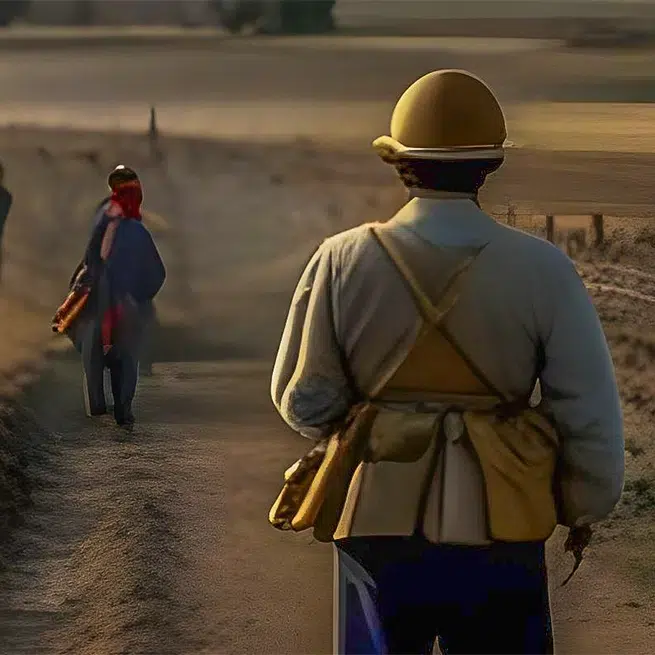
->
[270, 70, 624, 654]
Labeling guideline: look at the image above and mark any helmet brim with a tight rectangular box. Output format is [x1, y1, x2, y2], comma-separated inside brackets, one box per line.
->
[372, 135, 506, 164]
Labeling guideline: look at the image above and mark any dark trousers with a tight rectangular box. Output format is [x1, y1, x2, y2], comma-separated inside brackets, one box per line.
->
[334, 536, 554, 655]
[80, 318, 142, 424]
[105, 346, 139, 423]
[80, 321, 107, 417]
[138, 302, 158, 376]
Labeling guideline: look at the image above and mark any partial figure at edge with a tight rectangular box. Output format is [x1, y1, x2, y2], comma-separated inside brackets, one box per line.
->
[0, 161, 13, 284]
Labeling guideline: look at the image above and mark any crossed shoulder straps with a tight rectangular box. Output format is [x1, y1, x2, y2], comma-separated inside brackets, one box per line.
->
[371, 225, 480, 330]
[369, 224, 509, 403]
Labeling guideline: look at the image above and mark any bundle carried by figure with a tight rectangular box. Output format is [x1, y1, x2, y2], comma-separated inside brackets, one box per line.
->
[51, 265, 91, 335]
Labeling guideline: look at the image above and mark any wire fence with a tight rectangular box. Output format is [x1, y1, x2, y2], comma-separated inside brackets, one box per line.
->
[489, 208, 610, 258]
[490, 209, 546, 234]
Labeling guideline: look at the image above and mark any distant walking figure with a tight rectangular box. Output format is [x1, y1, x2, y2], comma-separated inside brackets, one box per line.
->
[53, 165, 166, 428]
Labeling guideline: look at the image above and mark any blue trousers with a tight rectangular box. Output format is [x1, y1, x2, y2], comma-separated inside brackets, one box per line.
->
[334, 537, 554, 655]
[104, 346, 140, 424]
[79, 319, 107, 417]
[78, 311, 144, 424]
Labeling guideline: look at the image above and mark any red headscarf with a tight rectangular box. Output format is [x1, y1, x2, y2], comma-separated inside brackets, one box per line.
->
[109, 179, 143, 220]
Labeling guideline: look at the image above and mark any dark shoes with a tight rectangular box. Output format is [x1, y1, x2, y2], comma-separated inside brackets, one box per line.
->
[86, 389, 134, 429]
[115, 408, 135, 430]
[89, 408, 134, 430]
[117, 420, 135, 432]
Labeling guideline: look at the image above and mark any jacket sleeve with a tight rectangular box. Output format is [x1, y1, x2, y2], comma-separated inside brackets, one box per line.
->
[270, 240, 354, 440]
[538, 255, 624, 527]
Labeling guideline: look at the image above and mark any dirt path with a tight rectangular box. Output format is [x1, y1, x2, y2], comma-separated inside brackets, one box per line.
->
[0, 349, 335, 655]
[0, 340, 651, 655]
[0, 353, 197, 655]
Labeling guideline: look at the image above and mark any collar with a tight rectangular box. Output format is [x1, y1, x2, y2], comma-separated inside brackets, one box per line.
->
[388, 193, 497, 248]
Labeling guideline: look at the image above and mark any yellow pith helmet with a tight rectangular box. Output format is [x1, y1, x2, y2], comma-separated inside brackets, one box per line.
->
[373, 69, 507, 163]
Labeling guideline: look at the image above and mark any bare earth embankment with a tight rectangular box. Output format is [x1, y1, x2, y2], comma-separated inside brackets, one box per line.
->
[0, 125, 652, 654]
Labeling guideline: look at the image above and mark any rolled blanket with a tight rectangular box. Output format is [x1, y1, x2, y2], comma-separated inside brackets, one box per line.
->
[52, 262, 93, 333]
[52, 286, 90, 334]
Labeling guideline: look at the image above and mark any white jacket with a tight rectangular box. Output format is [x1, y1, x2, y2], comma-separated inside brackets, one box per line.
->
[271, 190, 625, 531]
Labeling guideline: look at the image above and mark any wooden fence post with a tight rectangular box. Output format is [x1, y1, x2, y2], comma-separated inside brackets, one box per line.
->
[592, 213, 604, 246]
[546, 215, 555, 243]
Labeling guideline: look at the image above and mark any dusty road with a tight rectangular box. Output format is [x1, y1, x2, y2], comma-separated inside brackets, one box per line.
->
[1, 353, 333, 655]
[0, 34, 653, 655]
[3, 333, 653, 655]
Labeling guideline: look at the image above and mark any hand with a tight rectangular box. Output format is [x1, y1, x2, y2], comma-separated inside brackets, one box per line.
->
[565, 524, 593, 554]
[284, 439, 329, 484]
[561, 524, 593, 587]
[304, 439, 329, 466]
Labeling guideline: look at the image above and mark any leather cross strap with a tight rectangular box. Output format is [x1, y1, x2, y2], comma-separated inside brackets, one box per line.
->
[370, 225, 504, 401]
